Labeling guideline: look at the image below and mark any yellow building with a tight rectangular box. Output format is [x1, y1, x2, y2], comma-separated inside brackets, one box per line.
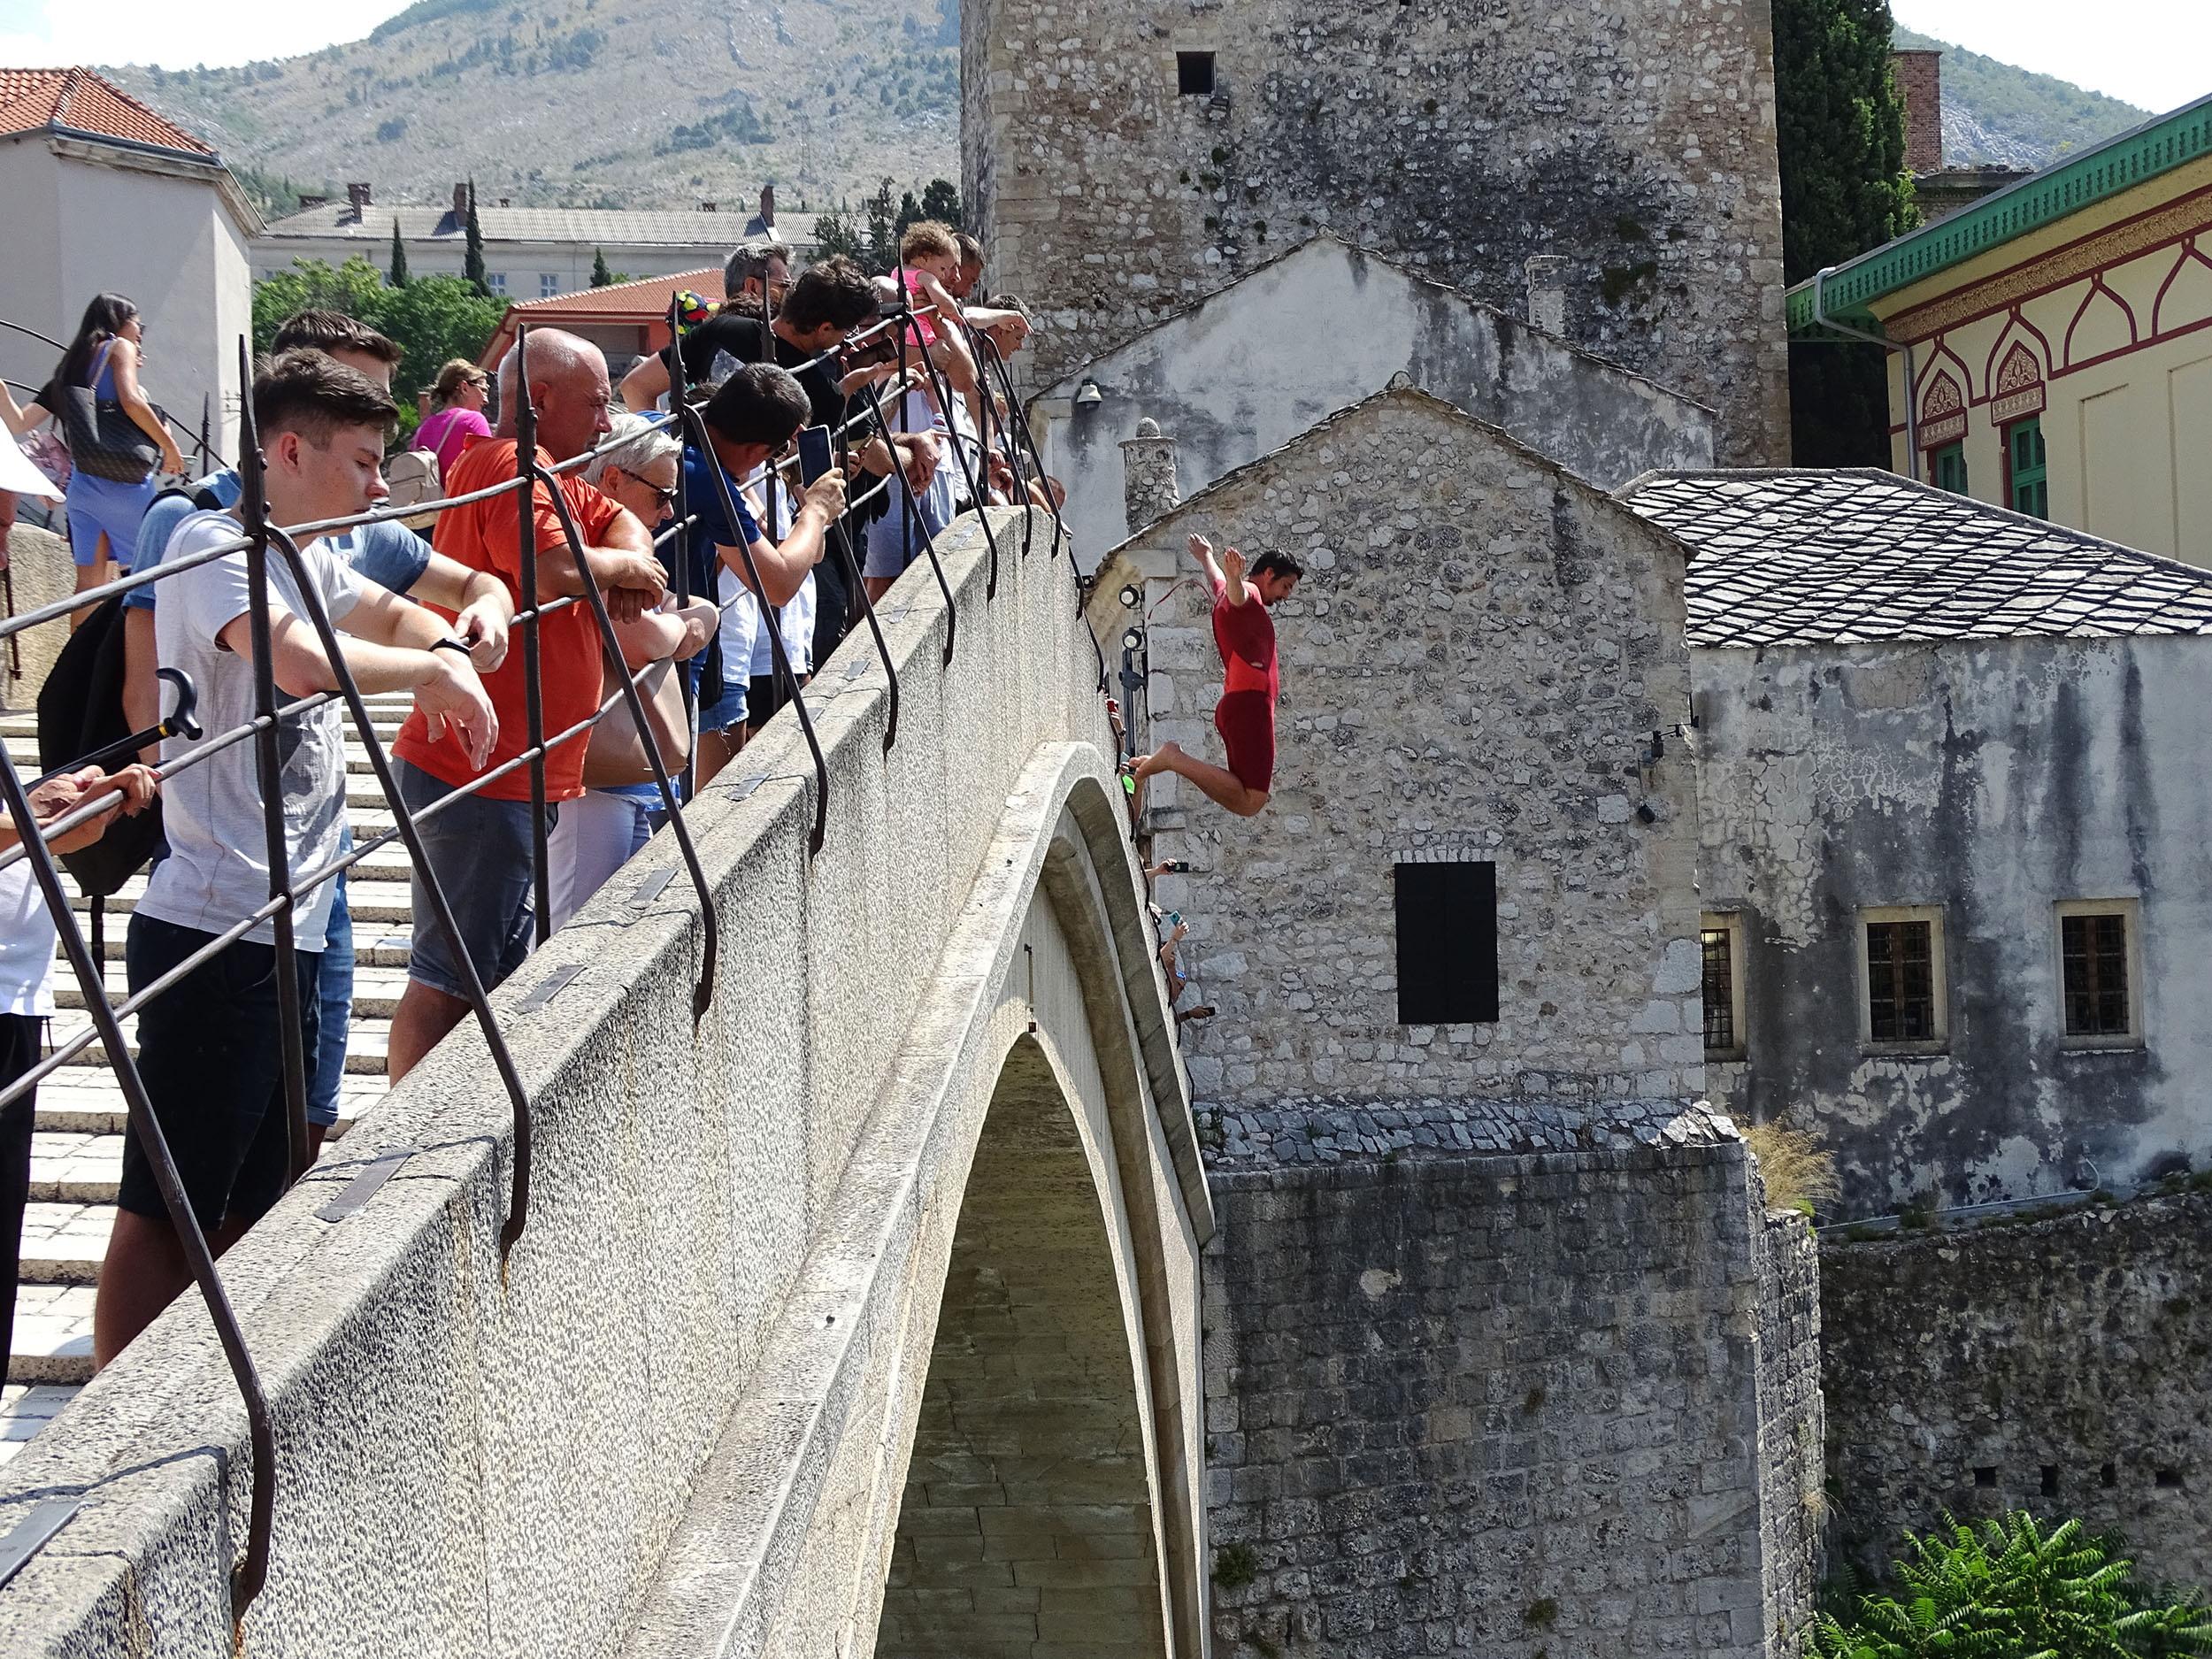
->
[1788, 93, 2212, 565]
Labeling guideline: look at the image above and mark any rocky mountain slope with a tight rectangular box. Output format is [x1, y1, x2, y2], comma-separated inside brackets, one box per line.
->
[1894, 27, 2150, 172]
[102, 0, 960, 215]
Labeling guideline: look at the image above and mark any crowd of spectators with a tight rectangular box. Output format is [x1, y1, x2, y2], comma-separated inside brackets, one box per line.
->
[0, 219, 1071, 1376]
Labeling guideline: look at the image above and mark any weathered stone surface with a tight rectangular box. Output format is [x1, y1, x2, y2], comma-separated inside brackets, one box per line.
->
[1090, 387, 1704, 1114]
[1693, 636, 2212, 1213]
[1200, 1143, 1821, 1658]
[966, 0, 1789, 463]
[1822, 1193, 2212, 1589]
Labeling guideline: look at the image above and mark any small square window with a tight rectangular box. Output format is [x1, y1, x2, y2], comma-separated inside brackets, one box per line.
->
[1973, 1465, 1999, 1488]
[486, 272, 509, 296]
[1700, 911, 1746, 1058]
[1393, 859, 1497, 1025]
[540, 272, 562, 298]
[1859, 906, 1947, 1051]
[1177, 51, 1216, 96]
[2057, 901, 2141, 1047]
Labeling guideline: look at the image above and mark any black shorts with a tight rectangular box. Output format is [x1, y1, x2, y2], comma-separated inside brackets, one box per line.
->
[117, 913, 319, 1231]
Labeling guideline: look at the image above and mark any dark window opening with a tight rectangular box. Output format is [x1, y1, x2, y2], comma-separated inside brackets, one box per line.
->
[1394, 860, 1498, 1025]
[1701, 925, 1738, 1053]
[1973, 1466, 1998, 1488]
[2040, 1465, 2059, 1498]
[1178, 51, 1216, 96]
[2157, 1470, 2185, 1490]
[1867, 919, 1936, 1041]
[2062, 911, 2131, 1037]
[1932, 441, 1968, 494]
[2101, 1463, 2118, 1488]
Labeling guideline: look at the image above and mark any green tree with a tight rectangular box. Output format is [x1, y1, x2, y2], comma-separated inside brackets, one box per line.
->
[463, 180, 489, 295]
[252, 257, 505, 442]
[591, 246, 613, 288]
[1774, 0, 1917, 466]
[811, 210, 864, 262]
[918, 177, 962, 227]
[1809, 1514, 2212, 1658]
[388, 218, 410, 287]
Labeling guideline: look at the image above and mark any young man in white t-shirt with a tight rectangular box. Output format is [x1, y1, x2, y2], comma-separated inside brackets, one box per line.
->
[92, 349, 497, 1369]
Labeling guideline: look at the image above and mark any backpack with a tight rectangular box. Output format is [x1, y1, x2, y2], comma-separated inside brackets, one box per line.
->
[383, 448, 442, 530]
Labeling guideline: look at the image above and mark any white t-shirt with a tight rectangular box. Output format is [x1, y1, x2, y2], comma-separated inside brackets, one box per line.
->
[741, 466, 813, 677]
[0, 863, 58, 1016]
[714, 563, 759, 695]
[136, 511, 364, 950]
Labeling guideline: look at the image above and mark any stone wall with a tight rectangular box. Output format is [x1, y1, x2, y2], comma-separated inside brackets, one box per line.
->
[1094, 388, 1705, 1118]
[1755, 1202, 1824, 1640]
[966, 0, 1788, 462]
[1821, 1193, 2212, 1590]
[1036, 235, 1717, 565]
[1694, 634, 2212, 1213]
[1198, 1118, 1820, 1657]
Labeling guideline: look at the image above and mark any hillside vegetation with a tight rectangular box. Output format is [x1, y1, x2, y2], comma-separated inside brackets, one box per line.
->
[1893, 27, 2150, 170]
[102, 0, 960, 215]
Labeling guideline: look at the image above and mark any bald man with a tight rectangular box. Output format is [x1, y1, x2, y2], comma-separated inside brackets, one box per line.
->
[388, 329, 668, 1081]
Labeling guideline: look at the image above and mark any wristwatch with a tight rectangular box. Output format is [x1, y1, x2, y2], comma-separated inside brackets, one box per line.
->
[428, 637, 474, 659]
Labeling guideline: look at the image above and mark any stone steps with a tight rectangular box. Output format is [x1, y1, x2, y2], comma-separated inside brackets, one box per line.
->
[4, 695, 419, 1446]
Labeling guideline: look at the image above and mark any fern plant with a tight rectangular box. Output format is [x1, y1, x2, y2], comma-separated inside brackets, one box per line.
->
[1809, 1514, 2212, 1658]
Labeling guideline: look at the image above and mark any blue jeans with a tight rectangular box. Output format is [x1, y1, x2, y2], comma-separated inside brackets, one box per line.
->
[308, 825, 352, 1129]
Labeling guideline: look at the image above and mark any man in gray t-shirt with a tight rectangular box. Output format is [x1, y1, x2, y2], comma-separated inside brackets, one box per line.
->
[95, 350, 498, 1371]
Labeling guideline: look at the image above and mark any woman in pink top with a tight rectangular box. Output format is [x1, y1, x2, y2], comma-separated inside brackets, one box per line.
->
[415, 358, 492, 479]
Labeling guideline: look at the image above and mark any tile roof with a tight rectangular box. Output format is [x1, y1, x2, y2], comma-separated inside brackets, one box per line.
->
[1618, 468, 2212, 649]
[506, 268, 720, 318]
[0, 67, 218, 158]
[258, 203, 818, 249]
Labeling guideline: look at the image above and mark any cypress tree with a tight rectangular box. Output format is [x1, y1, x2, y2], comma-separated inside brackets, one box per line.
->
[463, 180, 489, 296]
[1775, 0, 1919, 466]
[591, 247, 613, 288]
[388, 218, 409, 287]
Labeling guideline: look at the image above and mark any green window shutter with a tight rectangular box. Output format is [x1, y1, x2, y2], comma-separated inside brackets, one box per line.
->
[1933, 442, 1968, 494]
[2008, 417, 2047, 519]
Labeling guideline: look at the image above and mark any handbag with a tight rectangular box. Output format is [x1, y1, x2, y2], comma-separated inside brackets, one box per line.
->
[580, 653, 692, 787]
[56, 342, 161, 485]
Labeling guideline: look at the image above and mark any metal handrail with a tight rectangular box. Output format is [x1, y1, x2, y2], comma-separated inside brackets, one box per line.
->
[1, 317, 225, 473]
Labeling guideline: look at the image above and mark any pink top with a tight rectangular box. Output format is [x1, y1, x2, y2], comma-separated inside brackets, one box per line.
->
[416, 406, 492, 481]
[901, 268, 941, 347]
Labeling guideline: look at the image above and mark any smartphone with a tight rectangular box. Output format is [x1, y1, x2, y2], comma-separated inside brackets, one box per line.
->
[1164, 910, 1182, 929]
[1162, 859, 1191, 873]
[797, 425, 833, 486]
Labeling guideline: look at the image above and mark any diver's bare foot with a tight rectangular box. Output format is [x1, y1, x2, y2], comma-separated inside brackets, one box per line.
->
[1127, 741, 1181, 818]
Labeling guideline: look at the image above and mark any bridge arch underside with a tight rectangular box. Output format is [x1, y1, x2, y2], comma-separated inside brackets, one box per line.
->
[878, 1036, 1171, 1657]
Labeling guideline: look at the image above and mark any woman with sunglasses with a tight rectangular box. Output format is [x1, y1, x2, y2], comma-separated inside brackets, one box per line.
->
[2, 293, 183, 619]
[415, 358, 494, 483]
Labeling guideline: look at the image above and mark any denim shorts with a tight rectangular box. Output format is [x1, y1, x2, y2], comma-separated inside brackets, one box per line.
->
[396, 759, 550, 1000]
[117, 913, 321, 1230]
[697, 681, 748, 734]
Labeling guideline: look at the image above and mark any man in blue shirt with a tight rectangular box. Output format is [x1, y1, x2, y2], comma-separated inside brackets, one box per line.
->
[121, 312, 514, 1149]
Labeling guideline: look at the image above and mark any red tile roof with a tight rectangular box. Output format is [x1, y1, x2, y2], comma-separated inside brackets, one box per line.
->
[477, 268, 719, 366]
[0, 66, 218, 158]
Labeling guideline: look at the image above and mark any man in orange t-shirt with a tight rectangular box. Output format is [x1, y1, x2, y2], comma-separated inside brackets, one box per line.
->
[388, 329, 668, 1082]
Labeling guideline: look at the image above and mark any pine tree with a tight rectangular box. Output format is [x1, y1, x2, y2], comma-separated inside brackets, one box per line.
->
[1774, 0, 1918, 465]
[388, 218, 409, 287]
[591, 247, 614, 288]
[463, 180, 489, 296]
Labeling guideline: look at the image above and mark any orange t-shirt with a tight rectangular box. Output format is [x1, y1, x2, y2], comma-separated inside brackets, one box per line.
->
[392, 435, 625, 802]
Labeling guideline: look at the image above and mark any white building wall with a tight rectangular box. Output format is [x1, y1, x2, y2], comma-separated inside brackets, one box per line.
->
[0, 144, 70, 412]
[252, 234, 733, 298]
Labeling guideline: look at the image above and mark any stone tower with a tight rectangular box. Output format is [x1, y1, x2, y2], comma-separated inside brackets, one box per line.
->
[963, 0, 1792, 464]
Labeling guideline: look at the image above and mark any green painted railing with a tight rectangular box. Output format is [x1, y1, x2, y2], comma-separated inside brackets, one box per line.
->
[1786, 92, 2212, 338]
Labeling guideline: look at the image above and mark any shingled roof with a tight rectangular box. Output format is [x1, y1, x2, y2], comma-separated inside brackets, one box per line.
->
[0, 67, 217, 159]
[259, 203, 819, 249]
[1618, 469, 2212, 649]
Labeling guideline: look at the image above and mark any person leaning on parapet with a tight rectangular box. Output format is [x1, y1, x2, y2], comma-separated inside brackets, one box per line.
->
[121, 311, 517, 1156]
[617, 234, 793, 412]
[1130, 534, 1303, 820]
[386, 328, 669, 1085]
[91, 349, 498, 1369]
[681, 363, 847, 785]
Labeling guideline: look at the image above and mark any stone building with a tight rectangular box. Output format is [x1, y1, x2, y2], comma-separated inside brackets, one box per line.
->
[964, 0, 1790, 463]
[1094, 386, 1707, 1114]
[1036, 234, 1717, 563]
[1626, 467, 2212, 1214]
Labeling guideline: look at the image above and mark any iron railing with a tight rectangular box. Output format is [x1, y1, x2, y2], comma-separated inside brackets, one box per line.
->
[0, 284, 1104, 1627]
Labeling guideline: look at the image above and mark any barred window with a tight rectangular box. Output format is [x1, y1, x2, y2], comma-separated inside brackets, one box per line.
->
[2057, 902, 2140, 1044]
[1865, 918, 1937, 1042]
[1700, 912, 1745, 1056]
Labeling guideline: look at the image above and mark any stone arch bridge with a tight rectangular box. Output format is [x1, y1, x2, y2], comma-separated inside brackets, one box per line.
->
[0, 513, 1212, 1657]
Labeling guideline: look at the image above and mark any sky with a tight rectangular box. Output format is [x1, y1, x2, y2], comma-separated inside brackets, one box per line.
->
[0, 0, 2203, 118]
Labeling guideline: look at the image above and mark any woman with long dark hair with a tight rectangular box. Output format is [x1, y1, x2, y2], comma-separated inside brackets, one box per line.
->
[1, 294, 183, 618]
